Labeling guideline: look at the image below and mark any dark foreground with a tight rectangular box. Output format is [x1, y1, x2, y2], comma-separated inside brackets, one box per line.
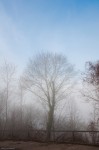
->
[0, 141, 99, 150]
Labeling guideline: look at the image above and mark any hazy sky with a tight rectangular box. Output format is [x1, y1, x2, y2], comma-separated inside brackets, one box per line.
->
[0, 0, 99, 72]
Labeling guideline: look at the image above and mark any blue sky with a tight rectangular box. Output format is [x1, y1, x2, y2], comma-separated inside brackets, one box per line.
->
[0, 0, 99, 72]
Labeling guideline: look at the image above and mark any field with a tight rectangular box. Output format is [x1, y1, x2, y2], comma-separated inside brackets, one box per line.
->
[0, 141, 99, 150]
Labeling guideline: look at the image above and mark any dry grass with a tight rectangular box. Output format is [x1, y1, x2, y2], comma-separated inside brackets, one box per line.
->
[0, 141, 99, 150]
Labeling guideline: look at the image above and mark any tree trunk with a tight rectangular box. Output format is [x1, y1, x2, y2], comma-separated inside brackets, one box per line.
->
[46, 106, 54, 142]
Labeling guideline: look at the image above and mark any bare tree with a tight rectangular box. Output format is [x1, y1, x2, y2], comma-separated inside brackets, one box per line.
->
[67, 99, 80, 130]
[0, 91, 5, 128]
[0, 61, 16, 129]
[83, 61, 99, 128]
[18, 79, 25, 129]
[22, 53, 75, 141]
[83, 61, 99, 102]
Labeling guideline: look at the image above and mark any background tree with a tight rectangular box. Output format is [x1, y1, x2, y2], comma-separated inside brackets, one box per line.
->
[0, 91, 5, 129]
[0, 61, 16, 130]
[18, 79, 25, 129]
[22, 52, 75, 141]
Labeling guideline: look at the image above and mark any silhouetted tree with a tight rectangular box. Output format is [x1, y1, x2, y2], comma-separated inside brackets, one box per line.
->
[83, 61, 99, 128]
[83, 61, 99, 103]
[22, 52, 75, 141]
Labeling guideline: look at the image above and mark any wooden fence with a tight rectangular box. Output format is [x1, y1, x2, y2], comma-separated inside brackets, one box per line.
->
[0, 130, 99, 145]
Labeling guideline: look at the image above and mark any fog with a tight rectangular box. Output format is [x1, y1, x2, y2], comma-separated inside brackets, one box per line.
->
[0, 0, 99, 145]
[0, 53, 98, 143]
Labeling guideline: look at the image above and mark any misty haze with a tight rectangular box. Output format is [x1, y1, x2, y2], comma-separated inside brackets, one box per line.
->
[0, 0, 99, 150]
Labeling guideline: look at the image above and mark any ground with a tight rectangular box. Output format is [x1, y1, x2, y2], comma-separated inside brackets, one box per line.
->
[0, 141, 99, 150]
